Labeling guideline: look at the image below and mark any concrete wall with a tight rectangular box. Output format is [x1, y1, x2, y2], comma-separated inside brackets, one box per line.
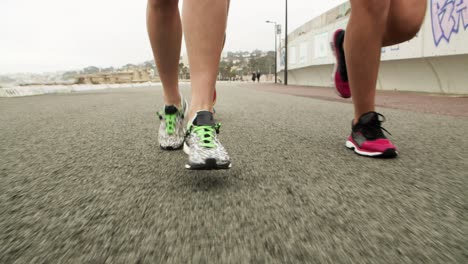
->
[280, 0, 468, 95]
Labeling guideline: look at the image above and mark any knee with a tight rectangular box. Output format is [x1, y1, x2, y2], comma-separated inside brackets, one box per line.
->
[351, 0, 391, 25]
[386, 8, 426, 43]
[397, 20, 423, 42]
[394, 13, 425, 42]
[147, 0, 178, 11]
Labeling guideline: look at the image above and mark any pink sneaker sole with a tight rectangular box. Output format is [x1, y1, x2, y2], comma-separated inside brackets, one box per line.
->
[346, 138, 397, 158]
[331, 29, 351, 99]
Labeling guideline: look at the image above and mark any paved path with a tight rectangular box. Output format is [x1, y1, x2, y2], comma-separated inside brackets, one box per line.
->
[255, 83, 468, 117]
[1, 83, 466, 263]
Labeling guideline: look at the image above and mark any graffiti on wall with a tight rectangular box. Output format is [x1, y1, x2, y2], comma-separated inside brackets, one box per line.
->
[431, 0, 468, 46]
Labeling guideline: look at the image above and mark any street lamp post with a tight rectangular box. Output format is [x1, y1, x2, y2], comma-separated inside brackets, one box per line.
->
[266, 20, 278, 84]
[285, 0, 288, 85]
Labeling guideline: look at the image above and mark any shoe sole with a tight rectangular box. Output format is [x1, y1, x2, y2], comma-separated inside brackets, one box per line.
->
[330, 30, 351, 99]
[160, 145, 183, 151]
[183, 143, 232, 170]
[346, 140, 398, 158]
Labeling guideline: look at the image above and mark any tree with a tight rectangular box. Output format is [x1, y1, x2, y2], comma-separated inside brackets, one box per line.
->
[179, 63, 189, 80]
[62, 71, 79, 80]
[144, 60, 155, 69]
[83, 66, 100, 74]
[218, 60, 233, 80]
[257, 54, 275, 74]
[101, 67, 115, 73]
[248, 57, 259, 73]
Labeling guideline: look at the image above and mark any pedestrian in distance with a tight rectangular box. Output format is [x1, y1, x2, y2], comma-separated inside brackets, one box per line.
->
[252, 72, 257, 82]
[256, 72, 261, 83]
[330, 0, 427, 158]
[147, 0, 231, 170]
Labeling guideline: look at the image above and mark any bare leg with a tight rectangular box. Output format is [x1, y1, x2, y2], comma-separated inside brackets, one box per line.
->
[345, 0, 391, 122]
[147, 0, 182, 106]
[182, 0, 228, 120]
[345, 0, 427, 122]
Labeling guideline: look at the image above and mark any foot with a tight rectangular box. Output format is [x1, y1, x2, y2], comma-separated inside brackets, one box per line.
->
[346, 112, 398, 158]
[331, 29, 351, 98]
[157, 98, 188, 150]
[184, 111, 231, 170]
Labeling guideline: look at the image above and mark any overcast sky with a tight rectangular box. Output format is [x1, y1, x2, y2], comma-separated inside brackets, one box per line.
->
[0, 0, 346, 74]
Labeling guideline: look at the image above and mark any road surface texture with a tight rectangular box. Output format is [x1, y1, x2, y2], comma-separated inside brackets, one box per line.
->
[1, 83, 467, 263]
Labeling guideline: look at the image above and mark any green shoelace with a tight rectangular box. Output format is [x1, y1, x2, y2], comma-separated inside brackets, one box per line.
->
[157, 112, 178, 135]
[191, 124, 221, 148]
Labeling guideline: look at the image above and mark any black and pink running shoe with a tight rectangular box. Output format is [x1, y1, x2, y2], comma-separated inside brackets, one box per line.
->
[345, 112, 398, 158]
[331, 29, 351, 98]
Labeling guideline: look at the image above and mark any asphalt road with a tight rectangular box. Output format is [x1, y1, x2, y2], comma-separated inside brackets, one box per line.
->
[1, 83, 467, 263]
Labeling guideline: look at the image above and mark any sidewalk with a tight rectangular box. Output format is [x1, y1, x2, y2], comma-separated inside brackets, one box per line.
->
[253, 84, 468, 118]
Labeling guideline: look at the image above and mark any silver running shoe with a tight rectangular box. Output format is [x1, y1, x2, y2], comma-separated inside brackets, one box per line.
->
[157, 98, 188, 150]
[184, 111, 231, 170]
